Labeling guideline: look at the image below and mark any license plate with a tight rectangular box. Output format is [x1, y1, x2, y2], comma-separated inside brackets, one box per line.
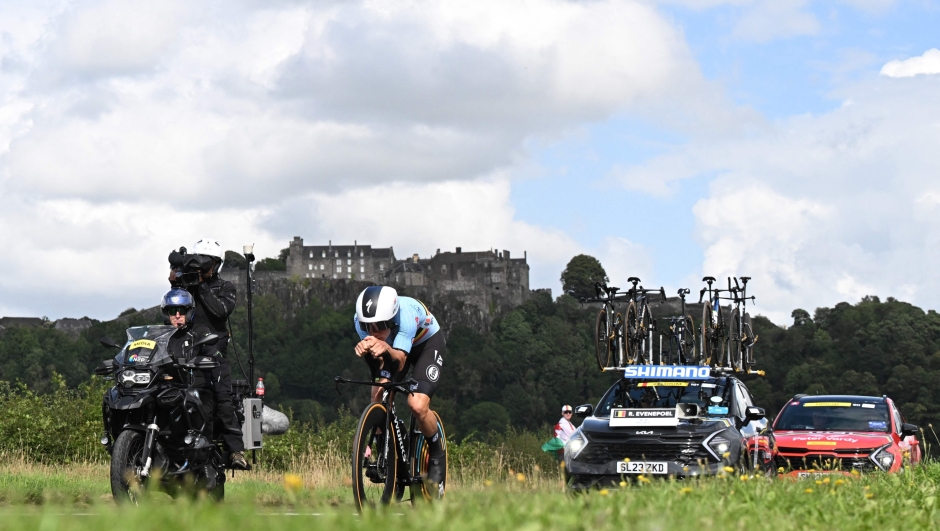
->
[797, 471, 832, 479]
[617, 461, 668, 474]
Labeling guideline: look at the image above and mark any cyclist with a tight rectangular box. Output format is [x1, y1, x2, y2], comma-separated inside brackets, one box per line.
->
[353, 286, 446, 490]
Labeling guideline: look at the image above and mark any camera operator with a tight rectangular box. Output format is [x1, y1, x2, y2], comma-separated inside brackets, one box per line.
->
[167, 238, 247, 470]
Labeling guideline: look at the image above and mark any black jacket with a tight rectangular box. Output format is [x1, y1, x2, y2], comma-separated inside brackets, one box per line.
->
[186, 275, 236, 342]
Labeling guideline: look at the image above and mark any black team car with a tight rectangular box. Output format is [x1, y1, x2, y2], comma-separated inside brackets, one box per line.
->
[564, 365, 776, 489]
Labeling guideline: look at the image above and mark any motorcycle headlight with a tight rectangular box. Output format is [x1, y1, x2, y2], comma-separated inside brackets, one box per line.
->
[565, 430, 588, 461]
[705, 431, 733, 461]
[120, 370, 152, 387]
[870, 444, 895, 471]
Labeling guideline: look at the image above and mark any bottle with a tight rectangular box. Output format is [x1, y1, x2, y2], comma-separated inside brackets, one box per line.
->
[255, 378, 265, 398]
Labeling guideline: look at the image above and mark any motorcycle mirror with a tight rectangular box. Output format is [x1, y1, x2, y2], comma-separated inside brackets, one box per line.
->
[95, 359, 117, 375]
[193, 333, 220, 347]
[100, 336, 121, 349]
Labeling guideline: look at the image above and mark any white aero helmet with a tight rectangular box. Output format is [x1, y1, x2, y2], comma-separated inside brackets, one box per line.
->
[356, 286, 399, 331]
[193, 238, 224, 269]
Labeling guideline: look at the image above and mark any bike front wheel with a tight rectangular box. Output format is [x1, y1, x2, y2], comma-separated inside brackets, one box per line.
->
[352, 402, 398, 513]
[680, 314, 696, 365]
[625, 301, 639, 365]
[742, 313, 756, 370]
[411, 411, 448, 502]
[594, 309, 611, 370]
[701, 302, 723, 367]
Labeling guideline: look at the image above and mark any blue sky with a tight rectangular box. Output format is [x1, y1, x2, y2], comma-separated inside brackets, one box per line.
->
[0, 0, 938, 323]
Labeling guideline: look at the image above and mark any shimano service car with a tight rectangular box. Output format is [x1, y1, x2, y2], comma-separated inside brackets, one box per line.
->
[565, 366, 775, 490]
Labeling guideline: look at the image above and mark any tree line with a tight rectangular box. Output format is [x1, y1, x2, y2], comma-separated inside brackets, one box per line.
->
[1, 255, 939, 442]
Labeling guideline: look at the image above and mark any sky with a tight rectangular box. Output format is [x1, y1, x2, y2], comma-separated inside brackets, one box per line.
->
[0, 0, 938, 325]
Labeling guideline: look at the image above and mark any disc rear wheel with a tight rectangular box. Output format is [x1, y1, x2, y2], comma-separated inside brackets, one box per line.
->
[411, 412, 448, 502]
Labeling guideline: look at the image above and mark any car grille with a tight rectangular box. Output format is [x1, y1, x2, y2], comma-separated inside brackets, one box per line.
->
[774, 449, 877, 472]
[579, 435, 715, 465]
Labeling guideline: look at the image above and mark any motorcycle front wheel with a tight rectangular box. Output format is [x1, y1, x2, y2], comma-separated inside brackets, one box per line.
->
[110, 430, 146, 504]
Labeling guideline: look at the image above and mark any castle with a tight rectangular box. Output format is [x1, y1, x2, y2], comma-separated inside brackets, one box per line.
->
[284, 236, 533, 312]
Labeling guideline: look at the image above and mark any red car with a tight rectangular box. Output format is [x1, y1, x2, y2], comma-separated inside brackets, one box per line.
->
[772, 394, 921, 477]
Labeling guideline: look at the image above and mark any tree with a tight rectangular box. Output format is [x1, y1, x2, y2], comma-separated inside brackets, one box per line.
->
[560, 255, 608, 299]
[224, 251, 247, 270]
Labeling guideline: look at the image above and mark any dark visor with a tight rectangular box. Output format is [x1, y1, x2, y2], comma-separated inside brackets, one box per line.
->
[359, 320, 395, 332]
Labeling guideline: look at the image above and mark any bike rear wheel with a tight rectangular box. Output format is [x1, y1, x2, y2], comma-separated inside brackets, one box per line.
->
[625, 301, 639, 365]
[729, 309, 744, 372]
[352, 402, 398, 513]
[680, 314, 696, 365]
[742, 313, 756, 370]
[594, 309, 610, 370]
[411, 411, 448, 502]
[612, 312, 626, 367]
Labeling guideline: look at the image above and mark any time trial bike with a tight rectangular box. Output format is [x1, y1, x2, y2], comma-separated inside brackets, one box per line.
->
[658, 288, 696, 365]
[336, 376, 448, 512]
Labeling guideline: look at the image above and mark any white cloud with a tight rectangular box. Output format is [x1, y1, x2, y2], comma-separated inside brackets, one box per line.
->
[620, 73, 940, 324]
[880, 48, 940, 78]
[731, 0, 819, 42]
[0, 0, 715, 318]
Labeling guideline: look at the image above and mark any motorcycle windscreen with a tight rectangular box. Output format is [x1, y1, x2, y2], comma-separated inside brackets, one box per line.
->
[115, 325, 176, 366]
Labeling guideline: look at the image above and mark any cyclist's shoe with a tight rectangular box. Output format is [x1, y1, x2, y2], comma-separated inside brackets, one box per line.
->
[230, 451, 250, 470]
[426, 456, 445, 496]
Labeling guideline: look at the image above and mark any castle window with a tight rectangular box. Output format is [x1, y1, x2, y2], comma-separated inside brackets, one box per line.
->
[346, 267, 351, 273]
[308, 264, 312, 270]
[321, 251, 325, 258]
[442, 265, 447, 273]
[360, 251, 363, 257]
[336, 259, 341, 265]
[309, 251, 313, 258]
[334, 251, 338, 257]
[320, 264, 324, 270]
[347, 251, 351, 257]
[379, 263, 385, 271]
[359, 258, 364, 265]
[347, 259, 351, 265]
[333, 273, 337, 279]
[336, 266, 342, 273]
[359, 266, 364, 273]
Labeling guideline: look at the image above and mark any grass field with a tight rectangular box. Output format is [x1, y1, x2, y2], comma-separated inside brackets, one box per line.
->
[1, 458, 939, 530]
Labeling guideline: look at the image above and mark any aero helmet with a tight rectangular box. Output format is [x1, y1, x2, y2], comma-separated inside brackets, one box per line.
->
[161, 288, 196, 325]
[356, 286, 399, 331]
[193, 238, 224, 270]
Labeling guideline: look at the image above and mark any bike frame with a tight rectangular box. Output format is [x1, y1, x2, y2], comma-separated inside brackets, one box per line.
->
[583, 282, 629, 370]
[624, 278, 666, 365]
[660, 288, 693, 365]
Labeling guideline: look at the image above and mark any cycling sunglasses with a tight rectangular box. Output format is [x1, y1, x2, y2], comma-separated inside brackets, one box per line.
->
[359, 320, 396, 332]
[562, 410, 573, 414]
[164, 306, 188, 316]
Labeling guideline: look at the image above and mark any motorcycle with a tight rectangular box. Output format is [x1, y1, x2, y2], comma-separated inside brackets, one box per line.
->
[96, 325, 249, 503]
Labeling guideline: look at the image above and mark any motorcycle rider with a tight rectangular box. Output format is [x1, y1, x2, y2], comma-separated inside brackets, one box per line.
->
[353, 286, 446, 491]
[167, 239, 247, 470]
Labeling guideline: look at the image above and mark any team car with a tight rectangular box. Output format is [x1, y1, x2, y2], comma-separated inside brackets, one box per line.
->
[771, 394, 921, 477]
[564, 366, 775, 490]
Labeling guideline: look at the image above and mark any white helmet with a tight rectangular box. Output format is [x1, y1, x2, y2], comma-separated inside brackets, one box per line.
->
[356, 286, 399, 330]
[193, 238, 224, 269]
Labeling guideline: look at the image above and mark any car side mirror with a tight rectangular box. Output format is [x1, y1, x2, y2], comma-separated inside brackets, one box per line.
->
[193, 333, 220, 347]
[100, 336, 121, 349]
[575, 404, 593, 419]
[745, 406, 765, 422]
[95, 359, 117, 375]
[901, 423, 919, 438]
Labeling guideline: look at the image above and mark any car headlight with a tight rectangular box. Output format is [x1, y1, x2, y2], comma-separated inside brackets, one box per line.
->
[870, 444, 895, 471]
[565, 429, 588, 461]
[120, 370, 152, 387]
[705, 431, 733, 461]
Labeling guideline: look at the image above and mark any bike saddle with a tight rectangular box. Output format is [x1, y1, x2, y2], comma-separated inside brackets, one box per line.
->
[607, 286, 619, 294]
[702, 276, 715, 283]
[740, 276, 751, 283]
[678, 288, 690, 296]
[627, 277, 641, 284]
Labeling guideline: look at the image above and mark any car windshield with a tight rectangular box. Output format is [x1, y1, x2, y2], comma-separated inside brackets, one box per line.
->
[774, 400, 890, 432]
[595, 378, 733, 418]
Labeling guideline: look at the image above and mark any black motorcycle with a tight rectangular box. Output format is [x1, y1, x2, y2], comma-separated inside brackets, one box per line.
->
[96, 325, 247, 502]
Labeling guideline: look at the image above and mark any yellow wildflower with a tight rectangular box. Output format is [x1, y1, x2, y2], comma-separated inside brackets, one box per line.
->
[283, 474, 303, 493]
[599, 489, 609, 496]
[805, 488, 814, 493]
